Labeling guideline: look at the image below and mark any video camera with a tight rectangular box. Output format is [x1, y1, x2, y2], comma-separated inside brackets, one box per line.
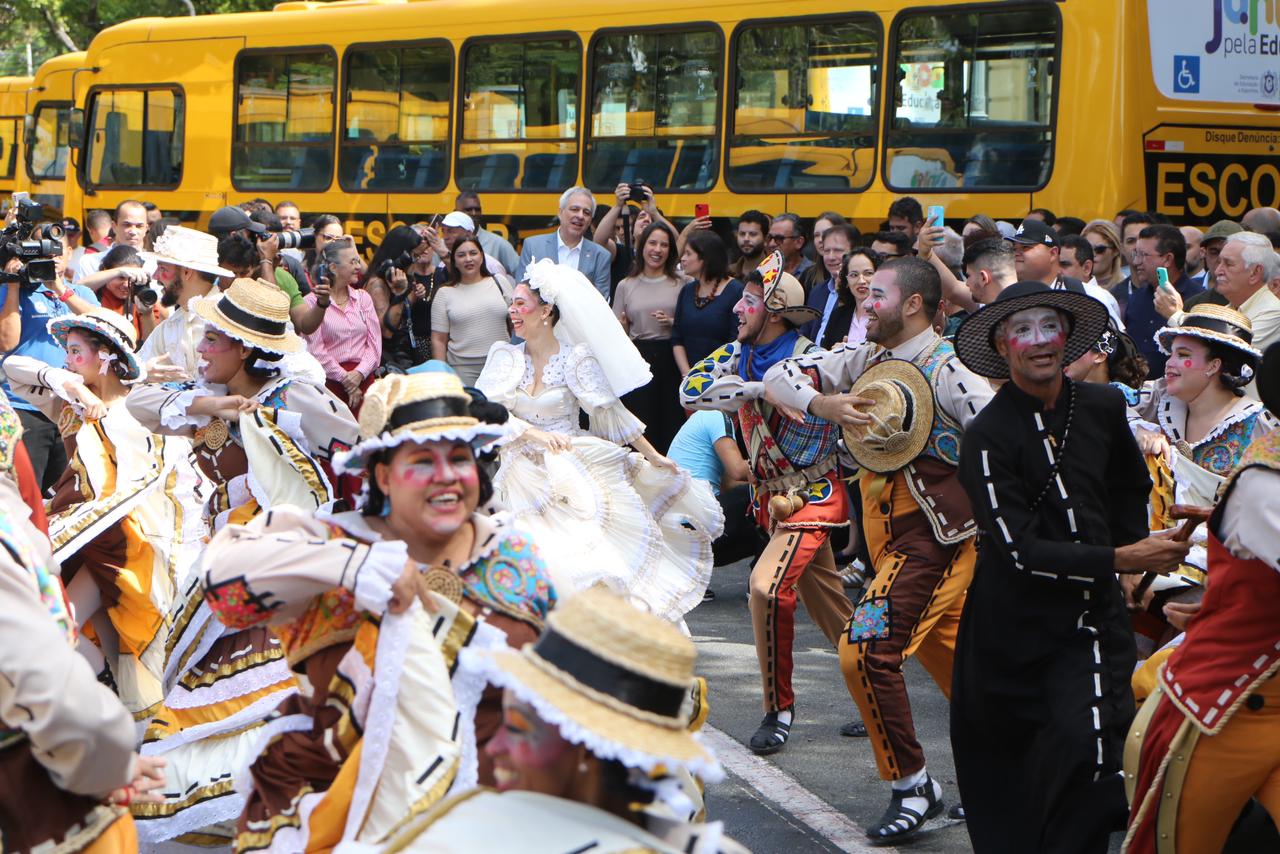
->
[276, 227, 315, 251]
[0, 198, 63, 290]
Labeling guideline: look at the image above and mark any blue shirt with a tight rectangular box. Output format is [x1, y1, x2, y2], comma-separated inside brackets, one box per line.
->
[667, 409, 734, 496]
[0, 283, 99, 411]
[670, 278, 745, 366]
[1110, 272, 1202, 379]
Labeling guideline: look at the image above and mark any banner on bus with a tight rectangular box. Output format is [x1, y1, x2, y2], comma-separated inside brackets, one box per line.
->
[1149, 0, 1280, 103]
[1144, 124, 1280, 223]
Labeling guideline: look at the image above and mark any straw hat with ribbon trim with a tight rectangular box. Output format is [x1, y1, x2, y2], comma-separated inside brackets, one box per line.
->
[954, 280, 1110, 379]
[1155, 303, 1261, 364]
[461, 584, 723, 780]
[333, 370, 508, 475]
[141, 224, 234, 279]
[755, 251, 821, 325]
[842, 359, 935, 474]
[194, 277, 302, 354]
[48, 307, 143, 381]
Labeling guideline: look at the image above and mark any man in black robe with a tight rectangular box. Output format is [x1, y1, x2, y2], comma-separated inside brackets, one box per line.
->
[950, 281, 1190, 853]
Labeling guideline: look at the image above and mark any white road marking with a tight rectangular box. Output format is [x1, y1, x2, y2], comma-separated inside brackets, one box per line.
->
[702, 724, 899, 854]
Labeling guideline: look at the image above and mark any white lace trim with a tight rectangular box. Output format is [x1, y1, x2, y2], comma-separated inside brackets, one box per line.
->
[161, 598, 223, 691]
[332, 423, 510, 475]
[142, 677, 298, 756]
[229, 712, 313, 801]
[352, 539, 409, 615]
[160, 386, 214, 430]
[1157, 394, 1265, 448]
[344, 603, 415, 840]
[242, 787, 327, 854]
[165, 653, 298, 710]
[134, 785, 245, 844]
[447, 618, 509, 796]
[459, 650, 724, 783]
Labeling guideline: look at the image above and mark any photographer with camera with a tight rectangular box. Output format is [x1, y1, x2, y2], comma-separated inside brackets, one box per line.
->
[75, 244, 161, 342]
[594, 181, 676, 297]
[302, 237, 381, 412]
[73, 200, 153, 283]
[365, 224, 431, 372]
[249, 208, 311, 295]
[217, 225, 326, 336]
[0, 201, 98, 490]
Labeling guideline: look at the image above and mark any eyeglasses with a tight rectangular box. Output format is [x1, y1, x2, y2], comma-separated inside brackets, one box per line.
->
[879, 251, 905, 258]
[767, 233, 798, 243]
[1130, 249, 1169, 261]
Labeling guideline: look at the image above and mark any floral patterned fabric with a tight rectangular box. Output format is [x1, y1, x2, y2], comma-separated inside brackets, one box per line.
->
[462, 530, 556, 626]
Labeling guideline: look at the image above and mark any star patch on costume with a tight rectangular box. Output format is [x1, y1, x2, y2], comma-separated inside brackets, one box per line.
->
[683, 373, 713, 395]
[848, 596, 892, 644]
[806, 479, 833, 503]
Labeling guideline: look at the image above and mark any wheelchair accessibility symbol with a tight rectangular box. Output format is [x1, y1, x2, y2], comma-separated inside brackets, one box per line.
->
[1173, 55, 1200, 94]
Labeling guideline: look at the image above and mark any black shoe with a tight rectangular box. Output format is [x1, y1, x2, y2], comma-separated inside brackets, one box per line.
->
[866, 777, 944, 846]
[947, 804, 965, 821]
[840, 719, 868, 737]
[702, 589, 716, 603]
[748, 707, 793, 755]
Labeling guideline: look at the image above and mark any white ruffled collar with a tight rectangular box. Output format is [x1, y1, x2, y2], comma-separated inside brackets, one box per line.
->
[1158, 394, 1265, 448]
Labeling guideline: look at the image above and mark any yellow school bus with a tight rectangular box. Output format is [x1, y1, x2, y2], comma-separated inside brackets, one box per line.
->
[26, 51, 85, 216]
[0, 77, 31, 200]
[51, 0, 1280, 250]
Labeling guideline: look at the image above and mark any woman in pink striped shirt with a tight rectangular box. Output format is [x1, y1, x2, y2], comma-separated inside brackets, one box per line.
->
[303, 237, 382, 412]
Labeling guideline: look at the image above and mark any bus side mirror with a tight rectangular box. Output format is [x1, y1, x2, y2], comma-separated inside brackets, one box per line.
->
[68, 108, 84, 150]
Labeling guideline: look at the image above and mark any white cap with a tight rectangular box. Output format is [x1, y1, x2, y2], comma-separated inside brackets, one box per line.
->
[441, 211, 475, 231]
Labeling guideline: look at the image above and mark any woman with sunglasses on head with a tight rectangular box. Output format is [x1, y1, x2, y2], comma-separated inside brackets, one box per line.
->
[199, 368, 556, 851]
[123, 277, 360, 848]
[477, 260, 722, 624]
[432, 235, 513, 386]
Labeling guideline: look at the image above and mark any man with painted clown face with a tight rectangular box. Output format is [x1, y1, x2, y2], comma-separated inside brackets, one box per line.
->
[950, 281, 1190, 853]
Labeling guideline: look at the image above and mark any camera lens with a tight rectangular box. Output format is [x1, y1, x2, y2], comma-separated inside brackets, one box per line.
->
[133, 282, 158, 308]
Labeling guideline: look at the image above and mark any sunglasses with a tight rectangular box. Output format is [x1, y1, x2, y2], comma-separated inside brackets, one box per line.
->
[767, 233, 798, 243]
[1090, 244, 1111, 255]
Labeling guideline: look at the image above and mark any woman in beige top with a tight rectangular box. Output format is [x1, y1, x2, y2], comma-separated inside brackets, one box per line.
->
[612, 221, 685, 451]
[432, 236, 513, 385]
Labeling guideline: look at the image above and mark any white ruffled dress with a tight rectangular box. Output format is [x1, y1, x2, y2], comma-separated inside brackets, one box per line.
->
[476, 341, 722, 623]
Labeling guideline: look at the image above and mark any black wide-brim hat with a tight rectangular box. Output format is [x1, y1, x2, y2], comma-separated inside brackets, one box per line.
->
[954, 280, 1111, 379]
[1261, 341, 1280, 417]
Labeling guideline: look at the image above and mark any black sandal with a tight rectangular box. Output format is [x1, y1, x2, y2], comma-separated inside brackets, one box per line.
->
[866, 777, 944, 846]
[749, 707, 793, 755]
[840, 719, 868, 737]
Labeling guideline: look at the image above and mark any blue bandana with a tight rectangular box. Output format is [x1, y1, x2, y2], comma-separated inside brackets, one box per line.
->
[739, 330, 799, 383]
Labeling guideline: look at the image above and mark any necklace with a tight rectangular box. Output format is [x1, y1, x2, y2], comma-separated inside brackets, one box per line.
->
[693, 280, 718, 309]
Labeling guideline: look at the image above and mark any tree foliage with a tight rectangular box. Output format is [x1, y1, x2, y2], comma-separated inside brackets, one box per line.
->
[0, 0, 276, 76]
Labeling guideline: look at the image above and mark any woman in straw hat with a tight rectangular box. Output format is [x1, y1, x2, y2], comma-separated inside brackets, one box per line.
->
[475, 258, 722, 624]
[198, 368, 556, 851]
[122, 277, 360, 848]
[0, 307, 205, 722]
[382, 584, 744, 854]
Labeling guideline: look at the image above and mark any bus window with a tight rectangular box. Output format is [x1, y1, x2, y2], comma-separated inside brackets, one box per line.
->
[341, 41, 452, 193]
[29, 103, 69, 181]
[458, 35, 580, 192]
[728, 16, 880, 193]
[85, 89, 184, 187]
[585, 27, 722, 193]
[233, 50, 336, 191]
[885, 5, 1059, 191]
[0, 117, 18, 180]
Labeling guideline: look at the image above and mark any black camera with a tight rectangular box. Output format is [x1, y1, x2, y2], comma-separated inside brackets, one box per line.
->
[0, 200, 64, 290]
[276, 227, 315, 251]
[130, 278, 158, 309]
[627, 180, 649, 203]
[377, 250, 415, 281]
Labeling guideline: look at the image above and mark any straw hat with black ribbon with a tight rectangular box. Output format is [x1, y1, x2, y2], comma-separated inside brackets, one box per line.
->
[333, 370, 508, 475]
[460, 584, 724, 781]
[754, 251, 821, 326]
[193, 277, 302, 354]
[1155, 303, 1261, 365]
[47, 307, 143, 381]
[841, 359, 935, 474]
[954, 280, 1110, 379]
[140, 224, 234, 279]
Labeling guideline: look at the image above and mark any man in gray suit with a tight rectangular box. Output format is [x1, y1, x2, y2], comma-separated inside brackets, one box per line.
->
[516, 186, 613, 300]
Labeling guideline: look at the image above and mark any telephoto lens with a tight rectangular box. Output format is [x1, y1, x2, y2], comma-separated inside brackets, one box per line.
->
[132, 279, 159, 308]
[277, 227, 315, 250]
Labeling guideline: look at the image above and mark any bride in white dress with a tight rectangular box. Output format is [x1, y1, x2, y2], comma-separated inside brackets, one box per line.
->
[476, 259, 722, 622]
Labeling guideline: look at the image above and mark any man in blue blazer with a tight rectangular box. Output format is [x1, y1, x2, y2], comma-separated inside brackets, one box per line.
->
[516, 187, 614, 301]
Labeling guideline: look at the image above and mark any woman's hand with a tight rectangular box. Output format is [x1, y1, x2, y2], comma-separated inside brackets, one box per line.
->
[613, 182, 630, 208]
[1135, 427, 1171, 461]
[648, 453, 680, 473]
[109, 755, 166, 806]
[408, 280, 427, 304]
[651, 309, 673, 328]
[1163, 600, 1201, 632]
[64, 380, 107, 422]
[525, 428, 571, 452]
[189, 394, 260, 421]
[143, 354, 190, 383]
[387, 267, 409, 294]
[342, 370, 365, 395]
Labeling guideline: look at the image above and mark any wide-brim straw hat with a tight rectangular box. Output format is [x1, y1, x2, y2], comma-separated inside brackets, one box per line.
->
[1155, 303, 1261, 364]
[47, 307, 142, 381]
[141, 224, 234, 278]
[843, 359, 935, 474]
[954, 280, 1110, 379]
[332, 370, 507, 474]
[193, 277, 302, 354]
[756, 250, 821, 325]
[462, 585, 723, 780]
